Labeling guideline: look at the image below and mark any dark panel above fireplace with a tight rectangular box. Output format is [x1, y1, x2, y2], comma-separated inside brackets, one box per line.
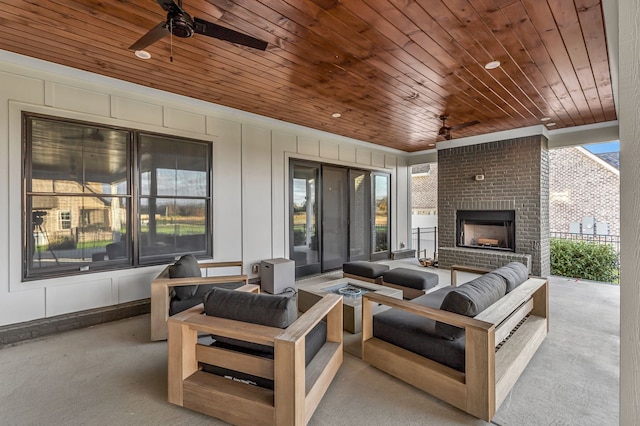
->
[456, 210, 516, 252]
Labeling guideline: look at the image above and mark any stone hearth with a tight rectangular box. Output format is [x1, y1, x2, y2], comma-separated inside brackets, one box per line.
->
[437, 136, 550, 277]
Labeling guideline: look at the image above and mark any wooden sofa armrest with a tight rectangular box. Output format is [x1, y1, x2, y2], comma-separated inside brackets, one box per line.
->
[153, 274, 249, 288]
[198, 260, 243, 270]
[450, 264, 493, 286]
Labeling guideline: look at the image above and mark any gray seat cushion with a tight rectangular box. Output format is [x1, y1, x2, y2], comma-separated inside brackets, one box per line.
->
[168, 254, 202, 300]
[343, 261, 389, 278]
[491, 262, 529, 292]
[436, 273, 507, 340]
[373, 286, 465, 372]
[382, 267, 439, 290]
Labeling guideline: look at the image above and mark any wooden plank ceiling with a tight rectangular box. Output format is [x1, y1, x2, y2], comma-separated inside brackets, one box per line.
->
[0, 0, 616, 152]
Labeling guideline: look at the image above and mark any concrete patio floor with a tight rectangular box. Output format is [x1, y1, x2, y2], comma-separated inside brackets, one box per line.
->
[0, 260, 620, 425]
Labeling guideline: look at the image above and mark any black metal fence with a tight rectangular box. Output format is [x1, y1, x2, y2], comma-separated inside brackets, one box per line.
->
[411, 227, 438, 259]
[550, 231, 620, 251]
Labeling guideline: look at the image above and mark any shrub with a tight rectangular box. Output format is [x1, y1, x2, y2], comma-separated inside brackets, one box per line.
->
[550, 238, 619, 283]
[49, 236, 76, 250]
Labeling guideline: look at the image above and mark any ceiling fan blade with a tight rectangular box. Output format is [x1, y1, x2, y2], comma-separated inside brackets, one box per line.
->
[450, 120, 480, 131]
[129, 22, 169, 50]
[193, 17, 268, 51]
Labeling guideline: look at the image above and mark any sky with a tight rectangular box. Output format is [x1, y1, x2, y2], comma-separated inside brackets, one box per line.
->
[584, 141, 619, 153]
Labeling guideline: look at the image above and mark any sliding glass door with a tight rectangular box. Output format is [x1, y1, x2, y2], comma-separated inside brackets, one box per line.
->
[321, 166, 349, 270]
[372, 172, 391, 260]
[290, 160, 391, 277]
[290, 162, 320, 277]
[349, 169, 370, 261]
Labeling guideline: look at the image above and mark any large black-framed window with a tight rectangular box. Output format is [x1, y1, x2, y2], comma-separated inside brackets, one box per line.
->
[23, 113, 212, 280]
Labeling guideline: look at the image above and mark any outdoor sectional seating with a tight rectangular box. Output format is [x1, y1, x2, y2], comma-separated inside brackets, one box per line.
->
[361, 262, 549, 421]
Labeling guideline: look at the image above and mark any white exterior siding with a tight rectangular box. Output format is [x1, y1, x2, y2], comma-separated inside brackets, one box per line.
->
[0, 53, 408, 326]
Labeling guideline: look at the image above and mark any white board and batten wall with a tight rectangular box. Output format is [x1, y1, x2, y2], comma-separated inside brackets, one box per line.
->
[0, 52, 410, 327]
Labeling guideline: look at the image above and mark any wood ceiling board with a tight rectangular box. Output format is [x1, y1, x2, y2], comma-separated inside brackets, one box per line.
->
[0, 0, 616, 152]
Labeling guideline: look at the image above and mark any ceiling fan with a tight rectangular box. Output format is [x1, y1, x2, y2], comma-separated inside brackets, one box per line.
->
[129, 0, 268, 52]
[438, 115, 480, 140]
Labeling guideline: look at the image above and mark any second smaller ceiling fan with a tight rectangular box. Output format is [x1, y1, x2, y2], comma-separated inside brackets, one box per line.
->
[438, 115, 480, 140]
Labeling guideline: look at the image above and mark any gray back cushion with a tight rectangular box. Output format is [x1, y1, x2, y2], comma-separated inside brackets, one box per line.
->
[168, 254, 202, 300]
[491, 262, 529, 292]
[203, 287, 297, 328]
[436, 273, 507, 340]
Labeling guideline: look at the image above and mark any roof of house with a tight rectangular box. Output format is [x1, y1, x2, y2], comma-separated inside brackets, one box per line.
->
[595, 152, 620, 169]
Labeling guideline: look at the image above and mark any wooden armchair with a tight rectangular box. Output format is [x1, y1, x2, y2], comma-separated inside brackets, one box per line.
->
[167, 293, 343, 425]
[150, 260, 255, 341]
[362, 276, 548, 421]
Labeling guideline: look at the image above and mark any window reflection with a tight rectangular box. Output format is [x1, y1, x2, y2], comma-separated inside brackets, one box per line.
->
[30, 195, 129, 270]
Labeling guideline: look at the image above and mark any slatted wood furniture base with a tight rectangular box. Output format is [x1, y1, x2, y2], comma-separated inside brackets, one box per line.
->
[167, 294, 343, 426]
[361, 275, 548, 421]
[150, 260, 252, 341]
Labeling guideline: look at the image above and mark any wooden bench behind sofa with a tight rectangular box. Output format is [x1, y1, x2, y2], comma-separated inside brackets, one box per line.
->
[361, 267, 548, 421]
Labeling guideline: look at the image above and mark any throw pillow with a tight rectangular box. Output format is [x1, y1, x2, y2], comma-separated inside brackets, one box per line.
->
[436, 273, 507, 340]
[491, 262, 529, 292]
[168, 254, 202, 300]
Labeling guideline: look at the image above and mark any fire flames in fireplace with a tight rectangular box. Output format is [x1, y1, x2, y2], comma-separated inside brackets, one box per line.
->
[456, 210, 515, 252]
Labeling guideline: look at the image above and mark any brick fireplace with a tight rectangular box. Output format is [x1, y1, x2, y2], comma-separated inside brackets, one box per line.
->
[437, 135, 550, 277]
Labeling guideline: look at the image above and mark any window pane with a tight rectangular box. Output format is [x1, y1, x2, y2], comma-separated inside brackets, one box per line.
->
[28, 195, 129, 274]
[139, 198, 207, 258]
[139, 134, 208, 197]
[374, 174, 389, 253]
[30, 118, 128, 195]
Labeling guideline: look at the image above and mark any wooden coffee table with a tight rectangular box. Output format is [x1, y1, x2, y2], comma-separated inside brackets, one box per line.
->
[298, 278, 402, 333]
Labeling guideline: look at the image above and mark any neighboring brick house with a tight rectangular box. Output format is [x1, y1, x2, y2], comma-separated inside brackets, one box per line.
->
[411, 146, 619, 237]
[549, 147, 619, 235]
[411, 163, 438, 216]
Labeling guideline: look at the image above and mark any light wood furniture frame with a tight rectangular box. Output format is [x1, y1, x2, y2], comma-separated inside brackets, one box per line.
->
[150, 261, 253, 341]
[167, 294, 343, 426]
[449, 264, 493, 287]
[343, 272, 383, 285]
[362, 273, 549, 421]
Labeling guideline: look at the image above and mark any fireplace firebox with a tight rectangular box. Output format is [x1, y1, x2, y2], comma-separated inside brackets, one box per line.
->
[456, 210, 515, 252]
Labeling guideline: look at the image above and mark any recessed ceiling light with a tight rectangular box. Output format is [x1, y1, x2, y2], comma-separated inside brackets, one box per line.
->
[484, 60, 501, 70]
[428, 143, 436, 147]
[331, 112, 341, 118]
[134, 50, 151, 60]
[546, 122, 556, 127]
[540, 117, 551, 122]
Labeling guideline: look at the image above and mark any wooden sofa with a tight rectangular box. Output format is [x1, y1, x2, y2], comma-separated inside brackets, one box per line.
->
[167, 292, 343, 425]
[361, 264, 548, 421]
[150, 259, 255, 341]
